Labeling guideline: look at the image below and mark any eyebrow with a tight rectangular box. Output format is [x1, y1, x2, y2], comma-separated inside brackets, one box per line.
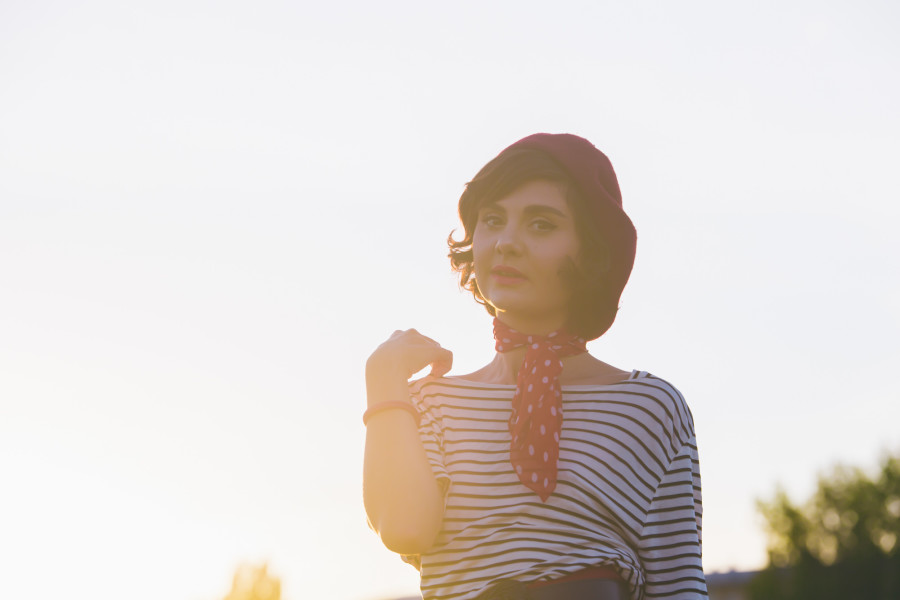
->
[480, 203, 570, 219]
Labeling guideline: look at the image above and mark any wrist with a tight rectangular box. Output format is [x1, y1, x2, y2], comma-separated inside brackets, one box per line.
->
[366, 354, 407, 383]
[363, 401, 420, 426]
[366, 371, 411, 409]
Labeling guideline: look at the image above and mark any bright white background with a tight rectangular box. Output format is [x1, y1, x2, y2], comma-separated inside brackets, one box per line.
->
[1, 1, 898, 599]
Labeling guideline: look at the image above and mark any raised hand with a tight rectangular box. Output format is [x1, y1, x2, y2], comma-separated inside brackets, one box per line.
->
[366, 328, 453, 384]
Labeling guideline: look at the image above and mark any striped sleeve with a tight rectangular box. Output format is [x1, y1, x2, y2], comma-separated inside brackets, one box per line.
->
[401, 382, 451, 571]
[414, 400, 450, 494]
[638, 437, 707, 598]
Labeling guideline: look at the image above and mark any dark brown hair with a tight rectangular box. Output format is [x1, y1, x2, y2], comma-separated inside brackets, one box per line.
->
[448, 148, 618, 339]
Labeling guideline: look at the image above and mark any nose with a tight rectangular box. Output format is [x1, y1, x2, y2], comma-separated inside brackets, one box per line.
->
[495, 225, 522, 256]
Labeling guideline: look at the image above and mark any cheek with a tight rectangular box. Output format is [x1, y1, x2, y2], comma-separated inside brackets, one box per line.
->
[472, 232, 491, 270]
[544, 241, 579, 273]
[544, 247, 580, 291]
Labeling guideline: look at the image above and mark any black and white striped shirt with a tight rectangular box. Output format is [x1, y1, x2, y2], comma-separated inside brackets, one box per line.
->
[403, 370, 706, 600]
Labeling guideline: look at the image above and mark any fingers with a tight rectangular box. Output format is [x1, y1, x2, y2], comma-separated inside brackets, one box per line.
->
[383, 328, 452, 379]
[400, 328, 440, 346]
[388, 328, 442, 348]
[428, 348, 453, 378]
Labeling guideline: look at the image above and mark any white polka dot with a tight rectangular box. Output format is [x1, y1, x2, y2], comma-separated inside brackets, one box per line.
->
[543, 451, 549, 462]
[540, 424, 546, 435]
[516, 464, 523, 474]
[542, 376, 549, 383]
[527, 404, 533, 413]
[545, 360, 551, 366]
[532, 367, 537, 374]
[544, 478, 549, 487]
[551, 406, 557, 416]
[554, 432, 560, 442]
[532, 473, 538, 482]
[527, 336, 533, 343]
[528, 444, 535, 455]
[527, 384, 533, 392]
[503, 338, 510, 343]
[532, 343, 539, 349]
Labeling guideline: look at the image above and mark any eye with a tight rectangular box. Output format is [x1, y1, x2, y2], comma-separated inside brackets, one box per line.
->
[479, 213, 504, 227]
[530, 219, 557, 232]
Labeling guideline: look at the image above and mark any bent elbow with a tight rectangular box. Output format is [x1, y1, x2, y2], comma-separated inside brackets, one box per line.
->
[379, 523, 441, 555]
[364, 480, 445, 555]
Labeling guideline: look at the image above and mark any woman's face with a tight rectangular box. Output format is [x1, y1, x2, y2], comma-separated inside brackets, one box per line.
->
[472, 179, 580, 333]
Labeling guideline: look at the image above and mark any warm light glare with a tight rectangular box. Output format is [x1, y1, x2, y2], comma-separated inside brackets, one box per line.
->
[1, 1, 899, 599]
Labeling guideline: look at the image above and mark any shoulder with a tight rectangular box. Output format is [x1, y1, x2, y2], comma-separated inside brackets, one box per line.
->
[621, 371, 697, 442]
[565, 365, 632, 386]
[408, 375, 443, 402]
[406, 375, 491, 406]
[408, 374, 479, 394]
[560, 354, 629, 386]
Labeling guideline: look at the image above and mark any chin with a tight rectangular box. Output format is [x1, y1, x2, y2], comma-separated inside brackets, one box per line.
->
[488, 297, 569, 325]
[492, 303, 556, 321]
[484, 294, 528, 314]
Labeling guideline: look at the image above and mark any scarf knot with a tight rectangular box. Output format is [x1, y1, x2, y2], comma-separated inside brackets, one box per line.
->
[492, 318, 587, 501]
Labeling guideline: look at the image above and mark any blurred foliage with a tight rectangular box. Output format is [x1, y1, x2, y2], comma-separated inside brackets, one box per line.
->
[749, 452, 900, 600]
[223, 563, 281, 600]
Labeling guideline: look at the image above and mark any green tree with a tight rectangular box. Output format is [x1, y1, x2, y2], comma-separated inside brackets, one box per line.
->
[223, 563, 282, 600]
[749, 453, 900, 600]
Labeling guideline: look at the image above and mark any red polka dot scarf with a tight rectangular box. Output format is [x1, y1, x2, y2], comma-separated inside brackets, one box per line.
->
[493, 318, 588, 501]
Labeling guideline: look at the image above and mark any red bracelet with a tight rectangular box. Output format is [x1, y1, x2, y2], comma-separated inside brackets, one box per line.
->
[363, 401, 420, 426]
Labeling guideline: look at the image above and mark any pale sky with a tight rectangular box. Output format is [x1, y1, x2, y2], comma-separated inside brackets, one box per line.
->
[1, 1, 899, 599]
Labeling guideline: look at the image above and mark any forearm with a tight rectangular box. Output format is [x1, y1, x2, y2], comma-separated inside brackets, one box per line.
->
[363, 372, 444, 554]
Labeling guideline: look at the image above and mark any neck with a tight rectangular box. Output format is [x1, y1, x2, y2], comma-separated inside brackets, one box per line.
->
[494, 311, 566, 338]
[492, 347, 528, 382]
[486, 349, 595, 384]
[492, 314, 564, 382]
[489, 318, 591, 384]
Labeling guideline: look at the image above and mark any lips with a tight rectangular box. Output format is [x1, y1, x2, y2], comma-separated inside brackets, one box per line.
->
[491, 265, 525, 277]
[491, 266, 527, 283]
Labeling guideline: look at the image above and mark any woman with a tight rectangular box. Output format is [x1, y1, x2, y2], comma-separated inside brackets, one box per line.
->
[363, 134, 707, 600]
